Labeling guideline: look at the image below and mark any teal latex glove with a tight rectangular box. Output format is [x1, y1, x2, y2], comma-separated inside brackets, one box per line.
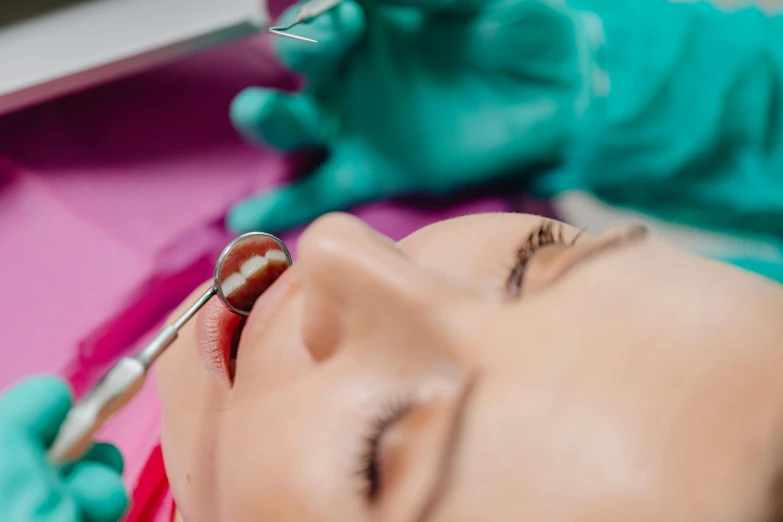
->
[0, 376, 128, 522]
[723, 257, 783, 286]
[536, 0, 783, 244]
[228, 0, 595, 233]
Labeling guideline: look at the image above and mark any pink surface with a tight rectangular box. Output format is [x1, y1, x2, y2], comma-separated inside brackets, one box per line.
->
[0, 29, 524, 504]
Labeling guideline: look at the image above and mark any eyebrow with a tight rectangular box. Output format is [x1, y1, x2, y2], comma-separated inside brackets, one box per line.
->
[414, 375, 479, 522]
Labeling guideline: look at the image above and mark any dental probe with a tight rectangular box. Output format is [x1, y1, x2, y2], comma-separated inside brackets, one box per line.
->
[268, 0, 345, 43]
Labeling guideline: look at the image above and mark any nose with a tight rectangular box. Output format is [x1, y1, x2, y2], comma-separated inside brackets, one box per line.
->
[297, 213, 479, 363]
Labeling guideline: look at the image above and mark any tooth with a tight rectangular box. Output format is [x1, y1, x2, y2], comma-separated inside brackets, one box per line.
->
[265, 249, 287, 264]
[240, 255, 269, 278]
[221, 272, 246, 296]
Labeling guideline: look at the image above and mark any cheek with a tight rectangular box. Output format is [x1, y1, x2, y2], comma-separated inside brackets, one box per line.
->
[212, 370, 383, 522]
[161, 409, 223, 522]
[157, 334, 227, 522]
[213, 406, 314, 522]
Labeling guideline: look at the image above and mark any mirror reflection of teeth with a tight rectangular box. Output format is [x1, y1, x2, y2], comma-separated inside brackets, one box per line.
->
[221, 249, 287, 297]
[221, 272, 247, 297]
[240, 255, 269, 278]
[264, 249, 288, 263]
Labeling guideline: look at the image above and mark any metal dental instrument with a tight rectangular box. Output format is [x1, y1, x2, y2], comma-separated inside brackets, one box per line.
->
[48, 232, 293, 464]
[268, 0, 345, 43]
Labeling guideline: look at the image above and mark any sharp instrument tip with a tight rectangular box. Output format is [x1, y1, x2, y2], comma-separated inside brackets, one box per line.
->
[268, 26, 318, 43]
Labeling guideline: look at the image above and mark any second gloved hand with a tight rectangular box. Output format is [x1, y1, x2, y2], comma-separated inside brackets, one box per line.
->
[0, 376, 128, 522]
[228, 0, 597, 233]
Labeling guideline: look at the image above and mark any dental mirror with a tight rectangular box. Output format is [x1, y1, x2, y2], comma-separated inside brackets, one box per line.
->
[48, 232, 292, 464]
[215, 232, 293, 316]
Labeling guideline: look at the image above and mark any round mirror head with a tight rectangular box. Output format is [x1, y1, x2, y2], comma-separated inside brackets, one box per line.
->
[214, 232, 293, 316]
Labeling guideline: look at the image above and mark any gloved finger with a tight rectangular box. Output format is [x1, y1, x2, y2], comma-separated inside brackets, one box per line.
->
[0, 436, 79, 520]
[464, 0, 585, 77]
[0, 376, 72, 446]
[274, 0, 365, 90]
[64, 462, 128, 522]
[231, 88, 330, 151]
[227, 149, 383, 233]
[60, 443, 123, 478]
[79, 442, 124, 475]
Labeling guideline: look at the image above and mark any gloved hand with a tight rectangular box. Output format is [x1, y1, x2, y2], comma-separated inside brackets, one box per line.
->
[228, 0, 596, 233]
[0, 376, 128, 522]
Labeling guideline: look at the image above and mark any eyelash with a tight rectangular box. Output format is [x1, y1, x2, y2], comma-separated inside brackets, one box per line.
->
[506, 220, 577, 297]
[358, 397, 415, 502]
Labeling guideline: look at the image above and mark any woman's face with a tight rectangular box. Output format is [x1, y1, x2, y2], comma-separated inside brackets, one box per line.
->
[157, 213, 783, 522]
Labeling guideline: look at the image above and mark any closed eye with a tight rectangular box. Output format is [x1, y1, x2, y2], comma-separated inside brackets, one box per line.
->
[357, 397, 415, 503]
[506, 220, 581, 297]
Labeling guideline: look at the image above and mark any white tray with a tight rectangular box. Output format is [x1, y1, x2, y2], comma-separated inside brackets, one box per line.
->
[0, 0, 269, 116]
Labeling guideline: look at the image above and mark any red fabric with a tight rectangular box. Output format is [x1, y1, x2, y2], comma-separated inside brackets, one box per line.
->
[126, 444, 174, 522]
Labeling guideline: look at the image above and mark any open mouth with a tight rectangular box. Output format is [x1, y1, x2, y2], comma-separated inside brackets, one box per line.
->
[219, 244, 290, 315]
[196, 250, 293, 386]
[222, 246, 289, 382]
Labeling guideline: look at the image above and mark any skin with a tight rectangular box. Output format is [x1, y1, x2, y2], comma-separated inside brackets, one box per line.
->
[156, 212, 783, 522]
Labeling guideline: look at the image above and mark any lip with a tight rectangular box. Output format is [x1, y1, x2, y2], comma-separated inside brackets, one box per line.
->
[195, 265, 299, 385]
